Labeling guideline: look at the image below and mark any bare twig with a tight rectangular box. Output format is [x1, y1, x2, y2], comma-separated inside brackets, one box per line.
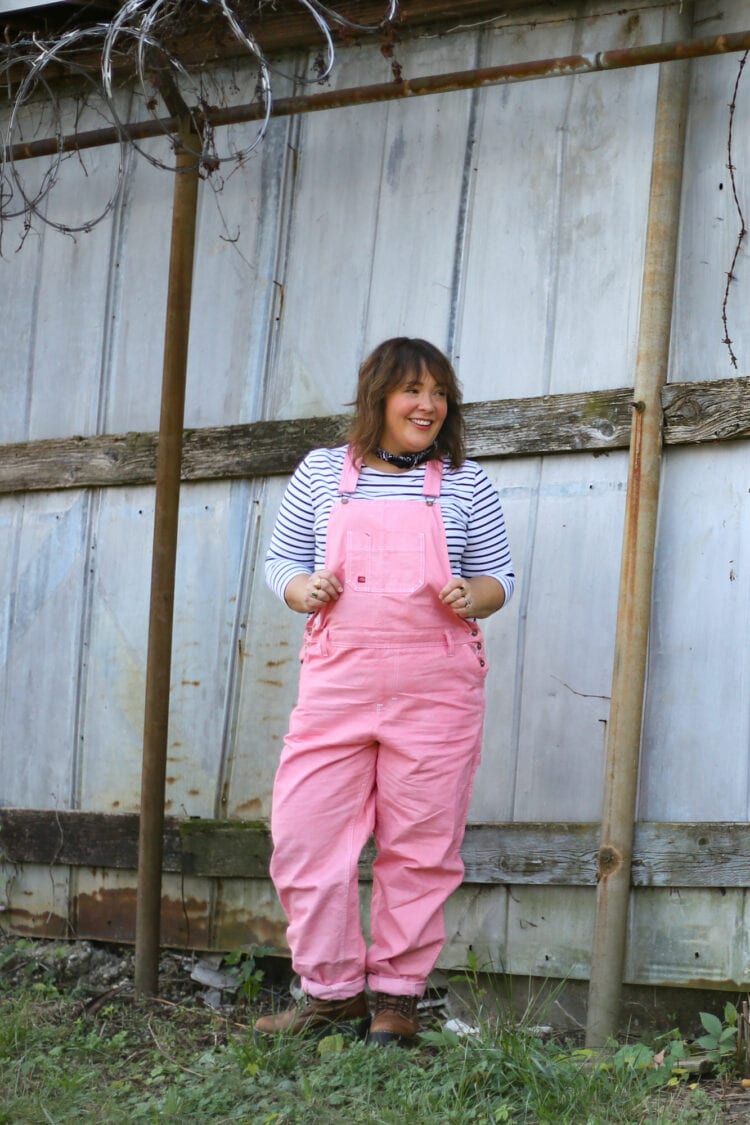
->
[147, 1016, 207, 1076]
[721, 50, 748, 370]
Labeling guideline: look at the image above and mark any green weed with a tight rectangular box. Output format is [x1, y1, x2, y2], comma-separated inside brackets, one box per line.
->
[0, 938, 727, 1124]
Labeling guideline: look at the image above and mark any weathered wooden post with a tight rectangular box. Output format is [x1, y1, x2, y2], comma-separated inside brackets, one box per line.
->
[585, 4, 693, 1046]
[134, 117, 201, 997]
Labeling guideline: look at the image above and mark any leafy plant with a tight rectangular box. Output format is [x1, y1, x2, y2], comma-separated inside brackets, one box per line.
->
[223, 946, 266, 1001]
[694, 1003, 739, 1067]
[0, 935, 727, 1124]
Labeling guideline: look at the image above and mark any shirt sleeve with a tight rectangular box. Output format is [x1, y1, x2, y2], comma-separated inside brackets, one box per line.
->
[461, 465, 515, 605]
[264, 456, 317, 603]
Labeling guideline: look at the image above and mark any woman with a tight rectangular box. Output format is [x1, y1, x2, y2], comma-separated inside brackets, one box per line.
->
[257, 338, 514, 1045]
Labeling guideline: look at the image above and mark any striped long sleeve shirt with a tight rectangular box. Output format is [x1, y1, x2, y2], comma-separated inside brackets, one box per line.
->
[265, 446, 515, 606]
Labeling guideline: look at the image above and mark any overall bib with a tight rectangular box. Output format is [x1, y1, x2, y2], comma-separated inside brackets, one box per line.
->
[270, 451, 489, 999]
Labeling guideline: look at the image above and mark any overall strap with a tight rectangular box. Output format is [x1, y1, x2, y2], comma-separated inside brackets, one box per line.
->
[339, 447, 444, 497]
[338, 447, 361, 494]
[423, 458, 443, 498]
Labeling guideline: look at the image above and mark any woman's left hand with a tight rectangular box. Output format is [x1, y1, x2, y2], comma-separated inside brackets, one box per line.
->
[439, 577, 475, 619]
[439, 575, 506, 620]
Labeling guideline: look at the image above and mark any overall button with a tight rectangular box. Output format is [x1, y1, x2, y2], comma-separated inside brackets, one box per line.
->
[471, 628, 478, 636]
[479, 659, 486, 667]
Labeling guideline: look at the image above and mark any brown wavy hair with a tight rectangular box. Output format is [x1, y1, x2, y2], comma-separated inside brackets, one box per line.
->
[347, 338, 465, 469]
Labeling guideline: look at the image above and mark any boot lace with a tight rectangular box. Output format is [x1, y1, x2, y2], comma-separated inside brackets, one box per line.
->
[374, 993, 416, 1016]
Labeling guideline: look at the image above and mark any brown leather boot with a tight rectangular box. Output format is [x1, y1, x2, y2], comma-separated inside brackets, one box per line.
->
[367, 993, 420, 1047]
[254, 991, 370, 1039]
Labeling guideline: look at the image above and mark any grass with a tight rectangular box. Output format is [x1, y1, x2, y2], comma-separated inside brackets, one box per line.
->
[0, 938, 729, 1124]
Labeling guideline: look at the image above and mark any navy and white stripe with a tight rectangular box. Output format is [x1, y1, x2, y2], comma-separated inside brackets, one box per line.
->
[265, 446, 515, 605]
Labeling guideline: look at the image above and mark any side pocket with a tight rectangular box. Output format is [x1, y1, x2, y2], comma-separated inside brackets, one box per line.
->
[462, 638, 489, 679]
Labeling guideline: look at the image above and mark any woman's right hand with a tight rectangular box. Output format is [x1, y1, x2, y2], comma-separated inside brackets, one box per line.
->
[283, 570, 343, 614]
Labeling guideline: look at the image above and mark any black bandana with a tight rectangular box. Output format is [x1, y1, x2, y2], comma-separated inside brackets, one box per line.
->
[374, 443, 438, 470]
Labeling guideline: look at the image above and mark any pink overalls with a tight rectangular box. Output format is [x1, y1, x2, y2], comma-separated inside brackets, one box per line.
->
[270, 450, 489, 999]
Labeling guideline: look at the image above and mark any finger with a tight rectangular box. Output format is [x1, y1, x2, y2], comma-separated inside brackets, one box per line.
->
[317, 571, 343, 596]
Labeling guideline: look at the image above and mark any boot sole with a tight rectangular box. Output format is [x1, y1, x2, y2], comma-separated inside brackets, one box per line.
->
[255, 1016, 371, 1041]
[320, 1016, 371, 1042]
[367, 1029, 417, 1048]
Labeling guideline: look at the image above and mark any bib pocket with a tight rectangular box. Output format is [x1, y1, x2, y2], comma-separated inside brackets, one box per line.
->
[345, 530, 426, 594]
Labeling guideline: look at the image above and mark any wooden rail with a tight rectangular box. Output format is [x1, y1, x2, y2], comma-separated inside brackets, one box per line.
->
[2, 808, 749, 888]
[0, 376, 748, 496]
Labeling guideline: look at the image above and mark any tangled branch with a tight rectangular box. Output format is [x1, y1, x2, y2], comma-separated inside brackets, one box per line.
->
[0, 0, 398, 237]
[721, 50, 748, 371]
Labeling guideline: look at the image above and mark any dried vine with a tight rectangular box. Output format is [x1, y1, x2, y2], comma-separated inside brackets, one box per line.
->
[721, 50, 748, 371]
[0, 0, 398, 238]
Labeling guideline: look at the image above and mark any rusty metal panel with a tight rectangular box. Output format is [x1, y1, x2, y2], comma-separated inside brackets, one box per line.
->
[0, 861, 71, 939]
[212, 878, 290, 953]
[1, 100, 132, 442]
[73, 868, 212, 948]
[226, 475, 305, 822]
[180, 67, 297, 431]
[626, 888, 749, 988]
[457, 4, 663, 400]
[505, 886, 596, 981]
[458, 451, 619, 825]
[0, 489, 89, 810]
[74, 486, 152, 815]
[264, 32, 479, 423]
[439, 885, 510, 974]
[639, 442, 750, 822]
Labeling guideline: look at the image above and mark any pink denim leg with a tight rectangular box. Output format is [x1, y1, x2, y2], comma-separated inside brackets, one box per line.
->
[270, 658, 377, 999]
[366, 639, 484, 995]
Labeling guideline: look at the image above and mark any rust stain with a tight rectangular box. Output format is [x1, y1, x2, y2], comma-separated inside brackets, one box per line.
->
[214, 912, 288, 952]
[266, 658, 291, 669]
[112, 801, 121, 808]
[75, 887, 210, 948]
[259, 679, 283, 688]
[188, 788, 201, 796]
[597, 845, 622, 880]
[181, 680, 200, 687]
[234, 797, 262, 815]
[2, 907, 69, 938]
[166, 776, 177, 784]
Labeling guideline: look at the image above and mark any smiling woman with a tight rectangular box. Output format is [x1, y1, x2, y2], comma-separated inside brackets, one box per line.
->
[376, 370, 448, 465]
[348, 337, 465, 472]
[256, 337, 515, 1046]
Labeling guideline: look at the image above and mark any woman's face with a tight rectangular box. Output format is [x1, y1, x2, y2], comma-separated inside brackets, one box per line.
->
[379, 366, 448, 455]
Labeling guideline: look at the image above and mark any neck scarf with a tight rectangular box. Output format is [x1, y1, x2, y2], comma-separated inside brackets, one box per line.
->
[374, 442, 437, 470]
